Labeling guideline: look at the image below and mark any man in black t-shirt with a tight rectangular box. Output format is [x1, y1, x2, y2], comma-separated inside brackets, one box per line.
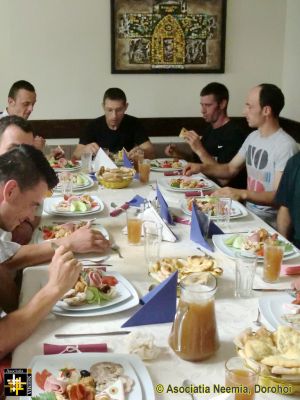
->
[73, 88, 154, 159]
[165, 82, 247, 188]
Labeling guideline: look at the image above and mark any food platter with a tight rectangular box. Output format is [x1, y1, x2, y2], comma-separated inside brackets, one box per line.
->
[21, 353, 154, 400]
[150, 158, 186, 172]
[50, 159, 81, 172]
[159, 175, 214, 192]
[44, 195, 104, 217]
[52, 272, 139, 317]
[258, 293, 298, 331]
[54, 173, 94, 192]
[57, 271, 132, 311]
[180, 197, 248, 219]
[212, 232, 297, 260]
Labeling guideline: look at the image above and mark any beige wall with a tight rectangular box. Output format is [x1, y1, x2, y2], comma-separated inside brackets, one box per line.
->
[282, 0, 300, 120]
[1, 0, 296, 120]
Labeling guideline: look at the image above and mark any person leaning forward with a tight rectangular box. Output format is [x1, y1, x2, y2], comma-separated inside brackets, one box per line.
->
[73, 87, 155, 160]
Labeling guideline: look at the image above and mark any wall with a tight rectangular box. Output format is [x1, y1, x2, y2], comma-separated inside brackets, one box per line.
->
[281, 0, 300, 120]
[0, 0, 289, 119]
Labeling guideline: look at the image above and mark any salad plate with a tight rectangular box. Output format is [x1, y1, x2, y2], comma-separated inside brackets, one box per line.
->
[52, 272, 139, 317]
[212, 231, 297, 261]
[180, 197, 248, 219]
[44, 195, 104, 217]
[50, 159, 81, 172]
[54, 173, 94, 192]
[21, 353, 154, 400]
[150, 158, 186, 172]
[159, 175, 214, 192]
[258, 293, 296, 331]
[57, 271, 132, 311]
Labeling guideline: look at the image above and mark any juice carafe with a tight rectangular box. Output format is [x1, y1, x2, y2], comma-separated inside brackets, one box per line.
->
[169, 272, 219, 361]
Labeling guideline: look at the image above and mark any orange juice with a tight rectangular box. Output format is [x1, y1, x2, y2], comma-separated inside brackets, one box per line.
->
[263, 244, 284, 282]
[127, 218, 142, 244]
[169, 299, 219, 361]
[138, 161, 150, 183]
[225, 369, 257, 400]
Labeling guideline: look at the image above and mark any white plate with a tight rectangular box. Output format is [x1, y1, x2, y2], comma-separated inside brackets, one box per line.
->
[259, 293, 295, 330]
[180, 198, 248, 220]
[52, 272, 139, 317]
[21, 353, 154, 400]
[44, 195, 104, 217]
[212, 233, 297, 261]
[58, 272, 131, 311]
[159, 175, 214, 192]
[54, 173, 94, 192]
[52, 163, 81, 172]
[150, 158, 187, 172]
[33, 223, 109, 242]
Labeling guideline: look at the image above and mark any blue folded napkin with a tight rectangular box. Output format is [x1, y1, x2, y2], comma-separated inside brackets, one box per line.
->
[190, 202, 223, 251]
[156, 185, 174, 225]
[127, 195, 146, 207]
[122, 271, 178, 327]
[123, 151, 133, 168]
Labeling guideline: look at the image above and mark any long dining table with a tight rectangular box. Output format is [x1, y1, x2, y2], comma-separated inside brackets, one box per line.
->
[11, 169, 300, 400]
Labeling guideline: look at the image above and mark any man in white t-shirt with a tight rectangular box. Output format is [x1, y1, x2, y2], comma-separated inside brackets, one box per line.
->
[183, 83, 299, 226]
[0, 80, 45, 150]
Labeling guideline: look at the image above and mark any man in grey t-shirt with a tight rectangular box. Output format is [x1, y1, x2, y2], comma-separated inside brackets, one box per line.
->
[183, 83, 299, 226]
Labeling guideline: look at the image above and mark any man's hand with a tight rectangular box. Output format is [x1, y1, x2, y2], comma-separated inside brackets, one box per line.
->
[128, 146, 142, 159]
[11, 221, 34, 245]
[59, 223, 110, 254]
[183, 130, 203, 153]
[84, 142, 100, 156]
[33, 136, 46, 151]
[183, 162, 202, 176]
[213, 187, 246, 201]
[48, 246, 82, 296]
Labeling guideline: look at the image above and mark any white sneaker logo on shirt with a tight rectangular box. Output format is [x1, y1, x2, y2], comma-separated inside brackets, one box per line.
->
[217, 145, 223, 149]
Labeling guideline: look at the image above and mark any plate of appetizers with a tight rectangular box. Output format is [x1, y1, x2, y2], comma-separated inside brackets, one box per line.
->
[54, 172, 94, 191]
[23, 353, 154, 399]
[44, 195, 104, 216]
[150, 158, 186, 172]
[52, 271, 139, 317]
[57, 270, 131, 311]
[36, 221, 109, 241]
[159, 175, 214, 192]
[49, 157, 81, 172]
[180, 196, 248, 219]
[212, 228, 296, 260]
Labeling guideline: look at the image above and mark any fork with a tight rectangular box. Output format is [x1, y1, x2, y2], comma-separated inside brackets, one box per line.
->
[111, 244, 123, 258]
[253, 309, 262, 327]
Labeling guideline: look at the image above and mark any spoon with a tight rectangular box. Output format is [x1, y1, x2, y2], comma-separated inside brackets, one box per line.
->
[182, 379, 196, 400]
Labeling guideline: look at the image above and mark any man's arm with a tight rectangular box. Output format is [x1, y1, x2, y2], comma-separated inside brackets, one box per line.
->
[213, 171, 283, 205]
[2, 224, 110, 272]
[0, 246, 81, 359]
[277, 206, 292, 240]
[184, 153, 245, 179]
[138, 140, 155, 159]
[73, 143, 100, 159]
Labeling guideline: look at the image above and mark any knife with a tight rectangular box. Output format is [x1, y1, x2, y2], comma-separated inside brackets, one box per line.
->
[55, 330, 131, 338]
[253, 288, 296, 293]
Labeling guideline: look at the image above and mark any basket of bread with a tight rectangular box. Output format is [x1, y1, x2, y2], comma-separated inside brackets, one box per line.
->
[97, 166, 135, 189]
[234, 325, 300, 394]
[149, 255, 223, 283]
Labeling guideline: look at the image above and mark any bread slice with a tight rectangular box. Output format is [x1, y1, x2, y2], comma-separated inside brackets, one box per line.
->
[179, 127, 189, 138]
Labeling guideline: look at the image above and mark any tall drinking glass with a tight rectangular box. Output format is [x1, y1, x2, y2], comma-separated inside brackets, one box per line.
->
[263, 242, 285, 283]
[235, 254, 257, 298]
[126, 208, 143, 245]
[144, 221, 163, 272]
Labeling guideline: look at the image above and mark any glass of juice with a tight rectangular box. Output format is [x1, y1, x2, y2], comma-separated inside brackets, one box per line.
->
[138, 159, 151, 184]
[225, 356, 260, 400]
[126, 207, 143, 245]
[263, 242, 285, 283]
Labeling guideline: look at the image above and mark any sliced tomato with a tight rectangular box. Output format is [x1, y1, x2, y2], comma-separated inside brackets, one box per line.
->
[163, 162, 172, 168]
[101, 276, 118, 286]
[256, 248, 264, 257]
[35, 369, 52, 390]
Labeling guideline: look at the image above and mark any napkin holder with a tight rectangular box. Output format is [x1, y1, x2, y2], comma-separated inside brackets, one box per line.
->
[121, 271, 178, 327]
[143, 205, 177, 242]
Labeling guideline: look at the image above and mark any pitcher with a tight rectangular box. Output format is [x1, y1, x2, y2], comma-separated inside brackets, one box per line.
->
[169, 272, 219, 361]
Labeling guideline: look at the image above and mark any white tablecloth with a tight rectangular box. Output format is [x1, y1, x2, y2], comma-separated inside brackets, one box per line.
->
[11, 172, 300, 400]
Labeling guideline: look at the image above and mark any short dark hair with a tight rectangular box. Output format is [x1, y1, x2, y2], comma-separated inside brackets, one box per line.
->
[0, 116, 34, 139]
[8, 80, 35, 99]
[0, 144, 58, 191]
[200, 82, 229, 104]
[103, 88, 127, 104]
[258, 83, 285, 117]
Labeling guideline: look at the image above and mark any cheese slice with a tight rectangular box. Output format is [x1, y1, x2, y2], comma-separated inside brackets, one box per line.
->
[98, 378, 125, 400]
